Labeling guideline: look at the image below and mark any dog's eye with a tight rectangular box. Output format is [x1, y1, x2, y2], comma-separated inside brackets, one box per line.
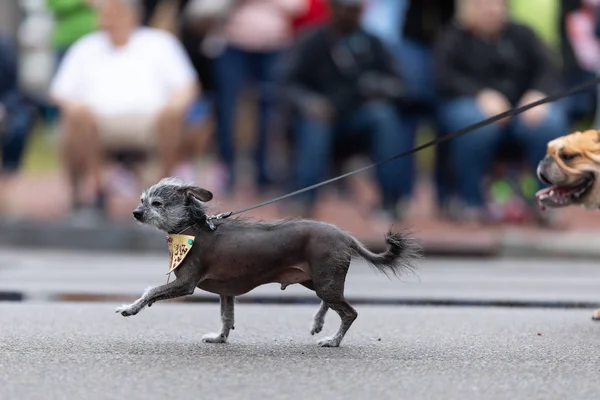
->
[151, 201, 163, 207]
[560, 153, 578, 162]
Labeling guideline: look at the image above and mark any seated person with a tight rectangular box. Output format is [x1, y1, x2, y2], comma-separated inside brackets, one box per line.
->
[49, 0, 199, 218]
[434, 0, 569, 224]
[279, 0, 411, 221]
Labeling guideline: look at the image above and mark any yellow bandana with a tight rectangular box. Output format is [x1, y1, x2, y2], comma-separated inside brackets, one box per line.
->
[165, 234, 195, 275]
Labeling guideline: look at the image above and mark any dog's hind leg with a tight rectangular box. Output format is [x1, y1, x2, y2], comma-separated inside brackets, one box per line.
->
[300, 281, 330, 335]
[311, 301, 329, 335]
[312, 263, 357, 347]
[202, 295, 235, 343]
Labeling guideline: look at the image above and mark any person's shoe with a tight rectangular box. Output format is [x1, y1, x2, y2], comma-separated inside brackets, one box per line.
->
[67, 190, 108, 227]
[67, 206, 106, 227]
[452, 204, 492, 226]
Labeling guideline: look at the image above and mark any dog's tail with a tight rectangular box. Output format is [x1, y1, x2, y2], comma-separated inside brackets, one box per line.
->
[350, 229, 421, 278]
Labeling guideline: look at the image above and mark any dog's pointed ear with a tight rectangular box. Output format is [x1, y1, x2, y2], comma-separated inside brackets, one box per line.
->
[180, 186, 213, 202]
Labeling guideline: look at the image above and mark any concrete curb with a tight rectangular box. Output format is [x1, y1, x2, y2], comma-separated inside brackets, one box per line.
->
[498, 229, 600, 260]
[3, 219, 600, 259]
[0, 218, 498, 257]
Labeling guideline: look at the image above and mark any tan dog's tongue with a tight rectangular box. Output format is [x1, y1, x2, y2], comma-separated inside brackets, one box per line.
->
[535, 187, 554, 211]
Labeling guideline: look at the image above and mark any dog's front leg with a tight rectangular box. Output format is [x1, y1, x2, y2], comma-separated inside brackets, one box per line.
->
[116, 279, 196, 317]
[202, 295, 235, 344]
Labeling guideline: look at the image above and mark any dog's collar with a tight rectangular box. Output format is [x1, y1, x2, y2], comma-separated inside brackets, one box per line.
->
[204, 212, 232, 231]
[165, 233, 195, 278]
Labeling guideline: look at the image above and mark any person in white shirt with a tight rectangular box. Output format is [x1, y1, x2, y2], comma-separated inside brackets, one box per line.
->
[50, 0, 199, 215]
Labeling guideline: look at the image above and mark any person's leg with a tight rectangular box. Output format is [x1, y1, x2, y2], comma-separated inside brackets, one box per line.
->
[58, 103, 104, 211]
[513, 102, 569, 175]
[292, 113, 335, 212]
[437, 97, 504, 211]
[155, 107, 186, 180]
[511, 103, 569, 226]
[252, 50, 281, 189]
[395, 39, 437, 105]
[211, 46, 248, 193]
[343, 101, 415, 216]
[1, 96, 36, 174]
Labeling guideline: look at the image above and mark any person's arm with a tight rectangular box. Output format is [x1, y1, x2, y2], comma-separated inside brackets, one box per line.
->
[520, 24, 562, 96]
[433, 26, 483, 98]
[48, 39, 87, 111]
[434, 25, 511, 121]
[514, 24, 562, 126]
[156, 32, 201, 114]
[359, 35, 406, 100]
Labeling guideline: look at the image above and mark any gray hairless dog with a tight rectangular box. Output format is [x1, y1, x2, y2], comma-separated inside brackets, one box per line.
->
[116, 177, 421, 347]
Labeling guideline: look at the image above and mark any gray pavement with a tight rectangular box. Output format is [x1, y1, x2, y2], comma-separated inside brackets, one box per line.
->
[1, 248, 600, 306]
[1, 302, 600, 400]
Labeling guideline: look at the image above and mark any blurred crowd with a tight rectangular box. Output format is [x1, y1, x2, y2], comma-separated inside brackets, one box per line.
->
[2, 0, 600, 227]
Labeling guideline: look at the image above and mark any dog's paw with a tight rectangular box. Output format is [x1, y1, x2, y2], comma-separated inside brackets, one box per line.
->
[317, 336, 340, 348]
[115, 304, 138, 317]
[310, 324, 323, 335]
[202, 333, 227, 344]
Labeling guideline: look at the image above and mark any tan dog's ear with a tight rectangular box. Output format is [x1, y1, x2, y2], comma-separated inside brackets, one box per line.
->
[596, 130, 600, 143]
[180, 186, 213, 202]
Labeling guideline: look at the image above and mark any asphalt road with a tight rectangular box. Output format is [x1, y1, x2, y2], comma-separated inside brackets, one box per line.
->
[2, 248, 600, 304]
[1, 302, 600, 400]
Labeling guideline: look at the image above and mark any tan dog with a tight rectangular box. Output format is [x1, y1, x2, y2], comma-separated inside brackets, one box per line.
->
[536, 129, 600, 320]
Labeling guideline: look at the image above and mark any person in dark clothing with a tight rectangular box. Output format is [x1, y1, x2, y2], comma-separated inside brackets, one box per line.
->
[400, 0, 455, 105]
[561, 0, 600, 127]
[394, 0, 456, 216]
[280, 0, 410, 220]
[434, 0, 568, 223]
[0, 35, 36, 177]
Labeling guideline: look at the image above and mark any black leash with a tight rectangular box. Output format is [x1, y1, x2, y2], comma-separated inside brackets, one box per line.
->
[208, 76, 600, 222]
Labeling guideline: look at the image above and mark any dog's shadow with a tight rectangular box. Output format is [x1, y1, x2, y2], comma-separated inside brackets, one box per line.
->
[101, 338, 432, 362]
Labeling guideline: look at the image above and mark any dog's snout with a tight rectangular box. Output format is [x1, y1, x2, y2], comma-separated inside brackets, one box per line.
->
[538, 170, 551, 185]
[537, 155, 555, 184]
[133, 209, 143, 220]
[541, 155, 554, 165]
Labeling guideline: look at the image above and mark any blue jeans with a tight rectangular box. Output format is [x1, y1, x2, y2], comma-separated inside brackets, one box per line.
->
[212, 46, 281, 189]
[1, 92, 36, 173]
[438, 97, 569, 207]
[393, 38, 452, 207]
[293, 101, 414, 206]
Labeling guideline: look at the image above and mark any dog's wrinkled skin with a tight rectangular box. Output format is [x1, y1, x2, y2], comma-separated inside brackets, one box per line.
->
[536, 129, 600, 210]
[117, 177, 421, 347]
[536, 129, 600, 320]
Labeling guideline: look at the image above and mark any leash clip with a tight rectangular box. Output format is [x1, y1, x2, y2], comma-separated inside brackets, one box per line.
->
[205, 212, 233, 231]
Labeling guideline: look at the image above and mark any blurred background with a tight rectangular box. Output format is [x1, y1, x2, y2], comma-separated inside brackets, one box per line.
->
[2, 0, 600, 252]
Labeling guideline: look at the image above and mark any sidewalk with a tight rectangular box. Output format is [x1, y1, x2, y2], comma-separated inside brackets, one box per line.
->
[2, 168, 600, 259]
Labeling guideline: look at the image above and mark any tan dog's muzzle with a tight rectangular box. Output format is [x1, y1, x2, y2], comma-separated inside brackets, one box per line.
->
[535, 130, 600, 209]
